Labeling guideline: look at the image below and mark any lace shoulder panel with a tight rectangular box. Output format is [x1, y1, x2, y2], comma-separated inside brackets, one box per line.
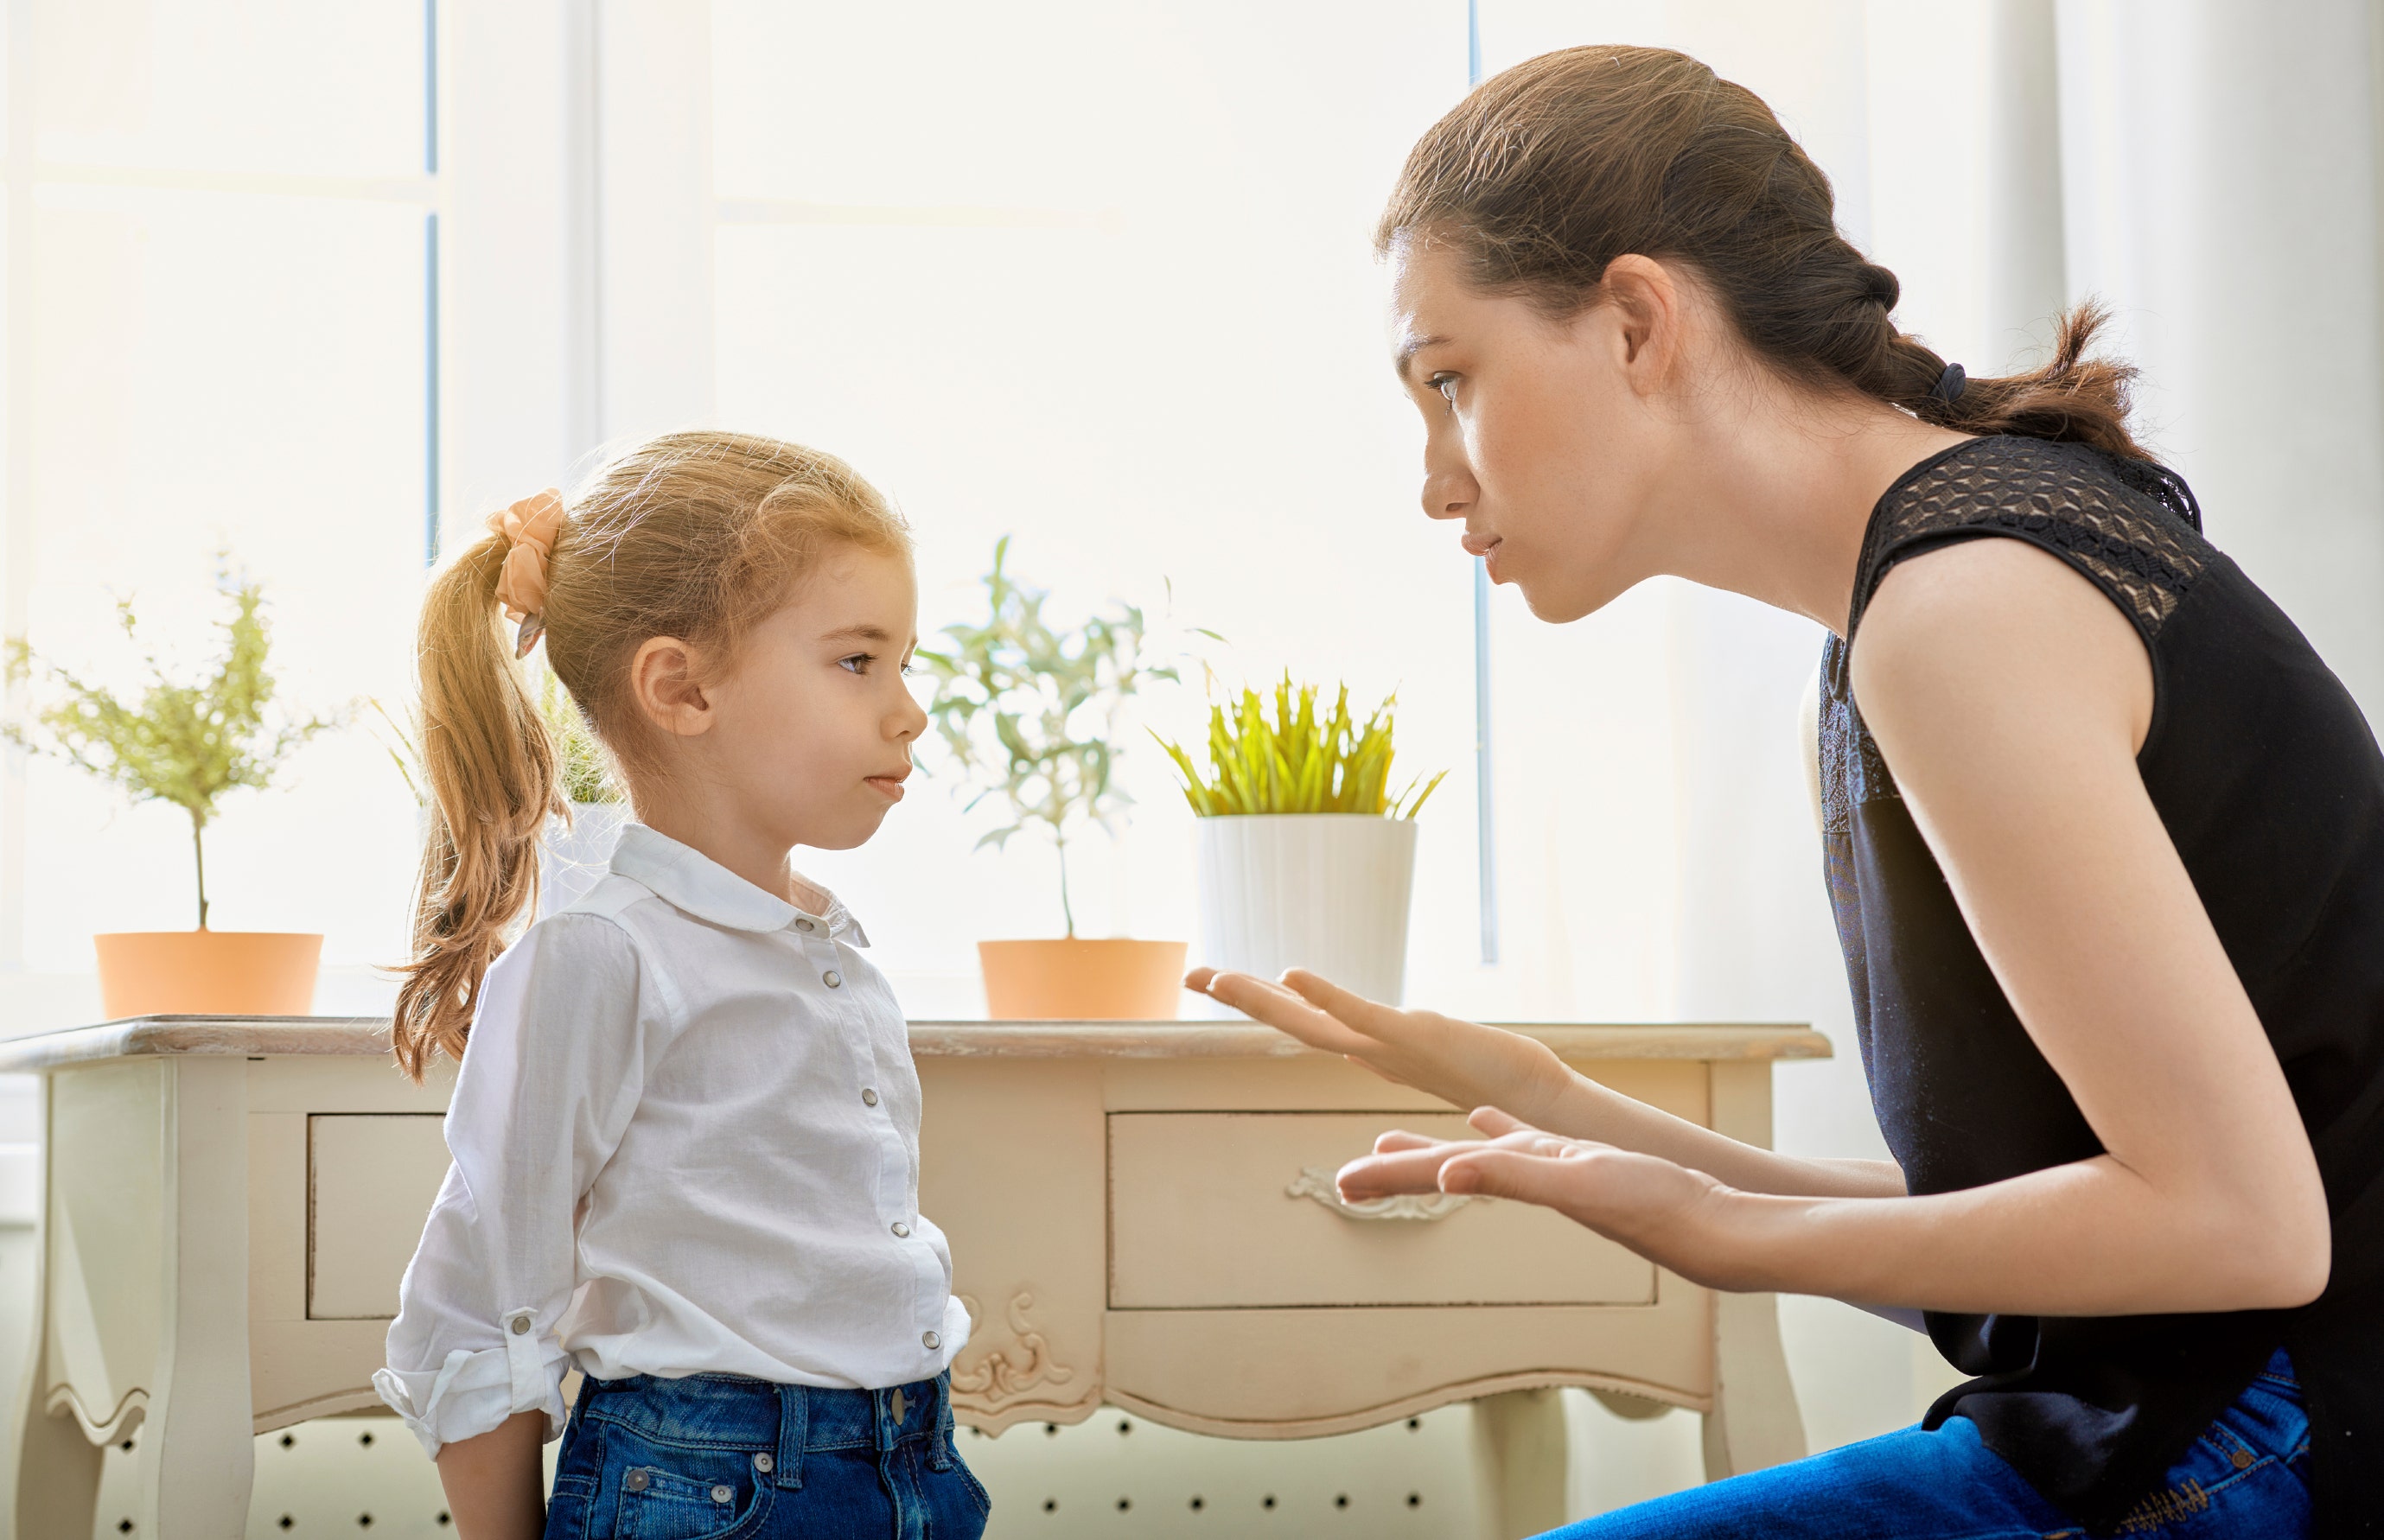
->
[1856, 437, 2210, 638]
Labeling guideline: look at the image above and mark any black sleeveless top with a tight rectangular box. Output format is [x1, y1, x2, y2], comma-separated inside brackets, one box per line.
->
[1820, 436, 2384, 1536]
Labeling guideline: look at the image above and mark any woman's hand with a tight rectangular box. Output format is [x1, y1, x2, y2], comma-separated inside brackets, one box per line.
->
[1338, 1106, 1742, 1286]
[1184, 966, 1573, 1123]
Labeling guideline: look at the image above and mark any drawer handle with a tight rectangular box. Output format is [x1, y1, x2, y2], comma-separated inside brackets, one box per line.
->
[1286, 1165, 1478, 1221]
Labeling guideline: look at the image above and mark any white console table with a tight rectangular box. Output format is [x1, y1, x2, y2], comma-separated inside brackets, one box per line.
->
[0, 1015, 1826, 1538]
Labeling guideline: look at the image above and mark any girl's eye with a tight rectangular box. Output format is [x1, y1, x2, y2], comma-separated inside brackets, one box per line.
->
[1430, 373, 1459, 410]
[839, 652, 875, 675]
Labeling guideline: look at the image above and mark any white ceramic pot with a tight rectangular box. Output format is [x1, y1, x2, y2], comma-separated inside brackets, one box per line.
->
[539, 800, 630, 920]
[1193, 814, 1419, 1008]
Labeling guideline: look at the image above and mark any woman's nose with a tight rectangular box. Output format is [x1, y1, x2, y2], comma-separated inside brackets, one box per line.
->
[1421, 468, 1474, 522]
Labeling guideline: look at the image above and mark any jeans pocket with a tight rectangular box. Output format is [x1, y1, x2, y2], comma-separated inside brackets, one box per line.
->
[601, 1427, 774, 1540]
[957, 1460, 994, 1519]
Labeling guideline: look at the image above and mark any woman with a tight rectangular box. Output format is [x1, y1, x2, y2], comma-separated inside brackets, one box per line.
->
[1190, 47, 2380, 1540]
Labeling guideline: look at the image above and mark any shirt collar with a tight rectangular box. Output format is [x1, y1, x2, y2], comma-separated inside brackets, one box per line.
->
[606, 823, 869, 945]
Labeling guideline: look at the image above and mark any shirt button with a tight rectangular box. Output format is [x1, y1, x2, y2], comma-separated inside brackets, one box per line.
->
[823, 970, 843, 989]
[753, 1452, 774, 1474]
[923, 1330, 941, 1350]
[711, 1482, 734, 1503]
[625, 1468, 651, 1492]
[508, 1314, 532, 1335]
[861, 1088, 879, 1107]
[892, 1221, 911, 1238]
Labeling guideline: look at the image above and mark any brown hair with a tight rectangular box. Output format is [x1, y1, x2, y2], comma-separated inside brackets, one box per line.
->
[392, 430, 910, 1079]
[1379, 46, 2147, 459]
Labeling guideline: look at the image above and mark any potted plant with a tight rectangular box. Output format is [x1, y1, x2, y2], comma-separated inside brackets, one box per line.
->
[533, 666, 628, 917]
[369, 670, 626, 920]
[5, 567, 336, 1018]
[1155, 677, 1444, 1006]
[918, 538, 1189, 1019]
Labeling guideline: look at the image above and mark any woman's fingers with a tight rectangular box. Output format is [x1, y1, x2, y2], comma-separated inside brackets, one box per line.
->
[1469, 1106, 1533, 1138]
[1281, 969, 1416, 1040]
[1187, 968, 1376, 1056]
[1336, 1140, 1486, 1199]
[1373, 1129, 1442, 1153]
[1437, 1148, 1584, 1206]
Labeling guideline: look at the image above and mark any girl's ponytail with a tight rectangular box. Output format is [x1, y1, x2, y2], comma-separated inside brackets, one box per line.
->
[392, 525, 562, 1081]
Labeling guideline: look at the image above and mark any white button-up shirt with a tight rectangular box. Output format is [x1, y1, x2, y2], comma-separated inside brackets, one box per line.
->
[374, 824, 968, 1457]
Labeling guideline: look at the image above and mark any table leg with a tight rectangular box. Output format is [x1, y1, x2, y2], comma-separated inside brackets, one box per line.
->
[151, 1059, 255, 1537]
[7, 1348, 103, 1538]
[1700, 1065, 1808, 1480]
[1472, 1385, 1570, 1539]
[1699, 1289, 1807, 1481]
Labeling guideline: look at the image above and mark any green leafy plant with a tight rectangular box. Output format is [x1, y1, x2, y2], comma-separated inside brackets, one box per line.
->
[4, 568, 338, 928]
[1155, 675, 1445, 818]
[536, 668, 620, 805]
[366, 666, 617, 810]
[917, 538, 1188, 937]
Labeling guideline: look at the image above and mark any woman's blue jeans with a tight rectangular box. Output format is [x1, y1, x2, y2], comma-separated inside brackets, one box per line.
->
[1544, 1350, 2307, 1539]
[543, 1369, 990, 1540]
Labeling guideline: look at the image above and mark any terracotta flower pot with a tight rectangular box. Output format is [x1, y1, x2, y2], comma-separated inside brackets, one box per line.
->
[92, 931, 323, 1019]
[976, 939, 1189, 1021]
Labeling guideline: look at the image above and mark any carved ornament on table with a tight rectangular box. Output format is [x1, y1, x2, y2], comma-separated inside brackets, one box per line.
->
[949, 1292, 1079, 1408]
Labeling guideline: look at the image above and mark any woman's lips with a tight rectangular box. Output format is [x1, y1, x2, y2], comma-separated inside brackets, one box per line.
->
[1460, 530, 1501, 558]
[865, 772, 909, 801]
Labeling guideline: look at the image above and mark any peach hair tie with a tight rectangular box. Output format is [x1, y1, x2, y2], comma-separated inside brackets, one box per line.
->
[486, 488, 565, 658]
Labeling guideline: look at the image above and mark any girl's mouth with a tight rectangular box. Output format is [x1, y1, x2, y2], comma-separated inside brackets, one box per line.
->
[1460, 530, 1501, 558]
[865, 771, 909, 801]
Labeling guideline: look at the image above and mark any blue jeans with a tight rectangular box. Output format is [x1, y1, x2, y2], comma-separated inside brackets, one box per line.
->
[1545, 1350, 2307, 1539]
[544, 1369, 990, 1540]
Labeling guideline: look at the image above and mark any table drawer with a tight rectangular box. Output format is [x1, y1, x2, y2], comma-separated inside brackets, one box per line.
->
[1106, 1111, 1654, 1309]
[308, 1113, 451, 1320]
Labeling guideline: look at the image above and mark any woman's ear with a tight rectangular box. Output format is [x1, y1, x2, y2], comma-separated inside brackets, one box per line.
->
[628, 636, 717, 739]
[1596, 253, 1685, 394]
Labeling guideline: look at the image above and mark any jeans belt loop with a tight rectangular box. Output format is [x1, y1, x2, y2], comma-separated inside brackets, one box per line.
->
[927, 1371, 958, 1472]
[773, 1382, 807, 1489]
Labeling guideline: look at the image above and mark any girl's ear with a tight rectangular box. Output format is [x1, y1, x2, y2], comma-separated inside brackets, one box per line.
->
[629, 636, 717, 739]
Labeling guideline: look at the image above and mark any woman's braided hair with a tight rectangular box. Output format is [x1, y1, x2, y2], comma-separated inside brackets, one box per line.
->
[1378, 46, 2147, 459]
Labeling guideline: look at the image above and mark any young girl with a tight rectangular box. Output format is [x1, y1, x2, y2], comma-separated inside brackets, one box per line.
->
[373, 431, 986, 1540]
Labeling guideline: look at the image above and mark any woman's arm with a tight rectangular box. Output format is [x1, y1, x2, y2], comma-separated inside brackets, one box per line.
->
[435, 1412, 548, 1540]
[1186, 967, 1907, 1199]
[1333, 538, 2332, 1317]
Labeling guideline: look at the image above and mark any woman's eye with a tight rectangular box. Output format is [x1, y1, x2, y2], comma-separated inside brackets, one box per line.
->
[1430, 374, 1459, 410]
[839, 652, 874, 675]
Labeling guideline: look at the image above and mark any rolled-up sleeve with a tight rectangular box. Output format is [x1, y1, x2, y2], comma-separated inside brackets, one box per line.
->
[374, 913, 654, 1457]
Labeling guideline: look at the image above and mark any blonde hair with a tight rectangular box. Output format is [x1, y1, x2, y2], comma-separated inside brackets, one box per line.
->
[392, 430, 910, 1079]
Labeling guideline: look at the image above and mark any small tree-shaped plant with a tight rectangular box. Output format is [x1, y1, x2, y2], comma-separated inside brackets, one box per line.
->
[3, 567, 336, 929]
[366, 665, 618, 811]
[917, 538, 1187, 938]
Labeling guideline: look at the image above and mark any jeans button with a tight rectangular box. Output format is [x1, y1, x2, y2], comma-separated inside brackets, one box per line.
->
[754, 1452, 774, 1473]
[711, 1483, 734, 1503]
[624, 1468, 650, 1492]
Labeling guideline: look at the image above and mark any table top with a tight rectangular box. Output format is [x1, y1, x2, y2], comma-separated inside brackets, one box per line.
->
[0, 1015, 1832, 1076]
